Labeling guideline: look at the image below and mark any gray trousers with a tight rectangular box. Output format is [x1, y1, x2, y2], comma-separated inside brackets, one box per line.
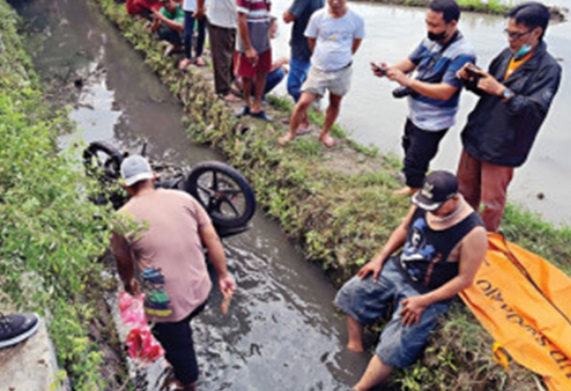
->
[207, 22, 236, 96]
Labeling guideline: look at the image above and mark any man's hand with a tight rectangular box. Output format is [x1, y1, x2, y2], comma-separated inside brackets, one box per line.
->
[371, 61, 388, 78]
[245, 47, 258, 64]
[124, 278, 141, 297]
[456, 62, 474, 80]
[387, 68, 411, 87]
[283, 10, 296, 23]
[399, 295, 429, 326]
[219, 274, 236, 314]
[476, 72, 507, 97]
[153, 10, 166, 22]
[357, 259, 383, 280]
[195, 7, 206, 19]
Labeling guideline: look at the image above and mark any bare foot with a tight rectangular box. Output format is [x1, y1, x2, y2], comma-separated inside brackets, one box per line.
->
[194, 56, 206, 67]
[278, 133, 295, 146]
[320, 134, 337, 148]
[222, 93, 241, 102]
[394, 186, 419, 196]
[347, 343, 364, 352]
[179, 58, 192, 70]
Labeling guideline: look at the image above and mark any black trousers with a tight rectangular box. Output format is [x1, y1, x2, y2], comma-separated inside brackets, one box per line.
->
[151, 301, 207, 385]
[401, 118, 449, 188]
[157, 24, 182, 47]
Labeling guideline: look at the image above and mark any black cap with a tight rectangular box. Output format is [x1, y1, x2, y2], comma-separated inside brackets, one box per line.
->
[412, 171, 458, 211]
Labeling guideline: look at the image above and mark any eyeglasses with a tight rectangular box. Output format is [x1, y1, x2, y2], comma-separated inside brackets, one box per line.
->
[504, 29, 532, 39]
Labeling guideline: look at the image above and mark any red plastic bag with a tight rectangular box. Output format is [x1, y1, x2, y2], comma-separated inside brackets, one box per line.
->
[119, 291, 164, 364]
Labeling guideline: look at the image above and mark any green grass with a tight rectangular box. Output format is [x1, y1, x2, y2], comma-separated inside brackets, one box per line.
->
[94, 0, 571, 389]
[0, 2, 118, 389]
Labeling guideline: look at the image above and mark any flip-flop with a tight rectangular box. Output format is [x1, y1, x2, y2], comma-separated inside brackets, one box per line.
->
[296, 127, 311, 136]
[194, 57, 206, 67]
[235, 105, 250, 118]
[178, 58, 192, 70]
[249, 110, 273, 122]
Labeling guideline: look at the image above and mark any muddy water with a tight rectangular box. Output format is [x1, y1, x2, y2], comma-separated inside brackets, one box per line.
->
[11, 0, 370, 389]
[270, 0, 571, 226]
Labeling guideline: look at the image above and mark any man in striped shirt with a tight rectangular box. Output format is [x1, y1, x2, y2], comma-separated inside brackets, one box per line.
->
[372, 0, 475, 196]
[236, 0, 273, 121]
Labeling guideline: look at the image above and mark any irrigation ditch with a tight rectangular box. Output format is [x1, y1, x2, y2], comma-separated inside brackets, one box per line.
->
[1, 0, 571, 388]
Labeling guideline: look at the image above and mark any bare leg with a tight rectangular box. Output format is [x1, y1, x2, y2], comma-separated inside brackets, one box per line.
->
[251, 71, 267, 114]
[346, 315, 365, 352]
[278, 92, 317, 145]
[320, 93, 342, 147]
[242, 77, 253, 109]
[353, 355, 393, 391]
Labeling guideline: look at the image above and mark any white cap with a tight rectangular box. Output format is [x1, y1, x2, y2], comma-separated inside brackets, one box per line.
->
[120, 155, 153, 186]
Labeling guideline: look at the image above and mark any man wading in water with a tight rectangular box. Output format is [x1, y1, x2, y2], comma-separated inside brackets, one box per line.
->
[111, 155, 236, 390]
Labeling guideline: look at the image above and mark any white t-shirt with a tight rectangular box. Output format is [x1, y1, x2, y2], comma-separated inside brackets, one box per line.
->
[207, 0, 237, 29]
[305, 8, 365, 72]
[183, 0, 196, 11]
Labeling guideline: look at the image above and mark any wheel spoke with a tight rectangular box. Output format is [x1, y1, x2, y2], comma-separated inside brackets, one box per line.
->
[222, 199, 241, 216]
[211, 171, 219, 191]
[197, 184, 215, 196]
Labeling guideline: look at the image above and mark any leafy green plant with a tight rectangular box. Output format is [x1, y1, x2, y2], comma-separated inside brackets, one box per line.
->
[0, 2, 118, 389]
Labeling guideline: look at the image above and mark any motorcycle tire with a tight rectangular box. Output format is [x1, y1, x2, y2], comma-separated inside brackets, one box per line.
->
[184, 162, 256, 229]
[83, 140, 125, 180]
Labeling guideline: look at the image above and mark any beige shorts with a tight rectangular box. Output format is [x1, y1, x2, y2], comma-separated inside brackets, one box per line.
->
[301, 64, 353, 97]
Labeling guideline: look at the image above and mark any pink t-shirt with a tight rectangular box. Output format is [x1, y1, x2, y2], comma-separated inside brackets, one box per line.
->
[113, 189, 213, 323]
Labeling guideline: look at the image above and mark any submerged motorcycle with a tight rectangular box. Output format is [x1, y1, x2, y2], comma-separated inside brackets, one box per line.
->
[83, 140, 256, 238]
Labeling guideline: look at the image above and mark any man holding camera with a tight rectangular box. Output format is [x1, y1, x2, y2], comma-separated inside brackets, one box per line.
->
[456, 2, 561, 232]
[372, 0, 475, 196]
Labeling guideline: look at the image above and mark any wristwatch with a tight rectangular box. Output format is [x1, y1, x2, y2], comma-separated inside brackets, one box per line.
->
[502, 88, 515, 101]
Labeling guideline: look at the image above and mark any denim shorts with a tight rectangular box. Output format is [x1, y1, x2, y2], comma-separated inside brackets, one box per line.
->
[335, 257, 450, 368]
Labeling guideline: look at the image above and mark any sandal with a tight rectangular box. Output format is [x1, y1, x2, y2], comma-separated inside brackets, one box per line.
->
[249, 110, 273, 122]
[235, 105, 250, 118]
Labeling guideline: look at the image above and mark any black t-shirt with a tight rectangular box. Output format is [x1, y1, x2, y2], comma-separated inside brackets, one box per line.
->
[289, 0, 324, 61]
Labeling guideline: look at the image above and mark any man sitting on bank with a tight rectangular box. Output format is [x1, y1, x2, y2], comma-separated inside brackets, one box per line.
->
[335, 170, 487, 390]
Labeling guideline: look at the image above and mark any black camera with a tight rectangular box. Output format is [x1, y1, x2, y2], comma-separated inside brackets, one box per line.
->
[392, 86, 413, 99]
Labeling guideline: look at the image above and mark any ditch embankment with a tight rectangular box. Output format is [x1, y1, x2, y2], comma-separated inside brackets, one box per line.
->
[2, 0, 571, 388]
[93, 0, 571, 389]
[0, 1, 127, 389]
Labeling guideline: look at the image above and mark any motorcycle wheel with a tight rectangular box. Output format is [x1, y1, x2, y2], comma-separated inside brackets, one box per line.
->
[83, 140, 124, 180]
[184, 162, 256, 228]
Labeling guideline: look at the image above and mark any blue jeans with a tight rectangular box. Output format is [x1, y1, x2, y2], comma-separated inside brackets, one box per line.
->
[287, 57, 310, 102]
[263, 67, 286, 99]
[183, 11, 206, 59]
[335, 257, 451, 368]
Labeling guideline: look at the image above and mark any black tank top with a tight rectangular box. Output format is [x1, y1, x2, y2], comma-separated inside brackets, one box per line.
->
[399, 207, 484, 290]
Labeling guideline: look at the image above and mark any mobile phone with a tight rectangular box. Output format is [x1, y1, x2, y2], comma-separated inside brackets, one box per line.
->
[371, 62, 387, 76]
[465, 63, 481, 79]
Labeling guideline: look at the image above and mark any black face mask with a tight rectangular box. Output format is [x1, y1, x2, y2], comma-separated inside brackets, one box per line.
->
[428, 31, 447, 42]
